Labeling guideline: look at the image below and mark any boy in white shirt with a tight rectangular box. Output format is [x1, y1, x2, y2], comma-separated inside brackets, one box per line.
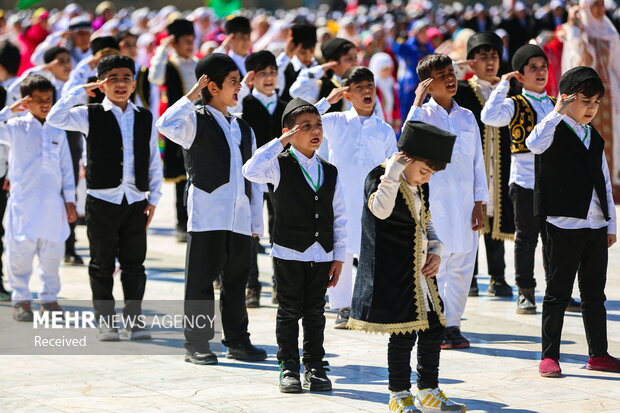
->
[0, 75, 76, 321]
[406, 54, 488, 350]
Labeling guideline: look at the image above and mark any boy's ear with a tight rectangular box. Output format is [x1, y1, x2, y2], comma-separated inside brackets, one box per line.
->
[282, 127, 289, 133]
[515, 71, 525, 84]
[343, 91, 352, 102]
[208, 80, 219, 96]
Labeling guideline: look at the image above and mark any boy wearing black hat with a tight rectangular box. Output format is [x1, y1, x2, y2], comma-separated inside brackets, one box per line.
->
[290, 37, 359, 112]
[156, 53, 266, 365]
[525, 66, 619, 376]
[242, 97, 347, 393]
[348, 121, 465, 413]
[277, 24, 318, 102]
[215, 16, 252, 77]
[31, 17, 92, 67]
[482, 44, 581, 315]
[229, 50, 287, 307]
[454, 33, 515, 298]
[406, 54, 489, 351]
[47, 55, 163, 341]
[149, 18, 198, 242]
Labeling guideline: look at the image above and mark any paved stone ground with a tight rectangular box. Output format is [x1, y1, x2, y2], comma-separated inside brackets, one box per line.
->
[1, 182, 619, 412]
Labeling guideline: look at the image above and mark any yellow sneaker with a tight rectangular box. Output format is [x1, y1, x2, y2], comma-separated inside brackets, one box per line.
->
[389, 390, 422, 412]
[415, 388, 466, 412]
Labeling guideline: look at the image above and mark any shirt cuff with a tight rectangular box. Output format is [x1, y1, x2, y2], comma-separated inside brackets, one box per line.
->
[333, 245, 347, 262]
[67, 85, 88, 100]
[63, 190, 77, 204]
[309, 65, 325, 78]
[315, 97, 331, 114]
[147, 191, 161, 206]
[0, 107, 12, 122]
[385, 158, 406, 181]
[428, 239, 444, 257]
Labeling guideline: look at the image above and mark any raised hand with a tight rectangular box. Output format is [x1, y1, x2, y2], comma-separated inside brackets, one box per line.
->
[326, 86, 350, 105]
[320, 61, 338, 72]
[9, 96, 32, 113]
[83, 78, 108, 97]
[392, 151, 412, 166]
[554, 93, 577, 115]
[278, 124, 300, 147]
[185, 75, 210, 101]
[501, 70, 520, 82]
[243, 70, 256, 89]
[43, 58, 61, 72]
[414, 78, 433, 107]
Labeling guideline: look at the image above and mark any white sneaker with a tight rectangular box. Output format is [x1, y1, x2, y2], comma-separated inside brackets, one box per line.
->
[388, 391, 422, 412]
[415, 388, 466, 412]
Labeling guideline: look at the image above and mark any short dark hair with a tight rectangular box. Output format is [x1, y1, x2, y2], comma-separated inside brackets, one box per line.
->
[225, 16, 251, 35]
[517, 55, 548, 74]
[342, 66, 374, 87]
[282, 105, 320, 129]
[567, 77, 606, 99]
[331, 42, 355, 62]
[200, 58, 240, 104]
[416, 53, 453, 81]
[20, 74, 54, 98]
[408, 154, 447, 172]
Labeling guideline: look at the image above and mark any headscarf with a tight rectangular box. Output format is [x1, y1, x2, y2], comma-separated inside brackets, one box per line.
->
[579, 0, 618, 42]
[369, 52, 395, 122]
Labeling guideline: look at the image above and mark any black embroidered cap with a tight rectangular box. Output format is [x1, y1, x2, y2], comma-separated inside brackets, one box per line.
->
[90, 36, 120, 56]
[511, 44, 546, 72]
[97, 55, 136, 77]
[291, 24, 317, 48]
[195, 53, 238, 79]
[559, 66, 602, 95]
[466, 32, 503, 60]
[320, 37, 355, 62]
[43, 46, 70, 64]
[225, 16, 251, 34]
[167, 19, 195, 38]
[282, 97, 316, 127]
[245, 50, 277, 73]
[397, 121, 456, 164]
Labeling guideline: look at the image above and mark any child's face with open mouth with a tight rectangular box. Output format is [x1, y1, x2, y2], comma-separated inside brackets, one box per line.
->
[253, 66, 278, 96]
[100, 68, 136, 103]
[428, 64, 457, 98]
[219, 70, 242, 107]
[517, 56, 548, 93]
[346, 80, 376, 114]
[289, 112, 323, 156]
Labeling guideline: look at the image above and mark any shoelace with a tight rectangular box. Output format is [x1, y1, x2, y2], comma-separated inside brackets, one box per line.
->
[391, 391, 414, 406]
[434, 389, 451, 403]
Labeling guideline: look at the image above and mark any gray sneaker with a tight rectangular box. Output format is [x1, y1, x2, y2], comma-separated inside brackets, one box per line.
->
[98, 327, 120, 341]
[130, 327, 152, 340]
[334, 308, 350, 329]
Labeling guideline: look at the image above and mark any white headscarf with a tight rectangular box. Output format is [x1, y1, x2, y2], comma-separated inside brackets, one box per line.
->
[369, 52, 395, 122]
[579, 0, 618, 42]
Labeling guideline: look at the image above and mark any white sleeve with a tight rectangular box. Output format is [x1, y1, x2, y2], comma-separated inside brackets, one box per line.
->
[249, 129, 265, 236]
[289, 65, 325, 103]
[31, 32, 63, 66]
[368, 159, 406, 220]
[602, 152, 616, 235]
[241, 137, 283, 188]
[61, 59, 92, 102]
[525, 111, 564, 154]
[46, 86, 90, 134]
[155, 96, 197, 149]
[332, 175, 348, 262]
[276, 52, 290, 97]
[480, 80, 515, 127]
[147, 115, 164, 206]
[148, 45, 169, 86]
[472, 121, 489, 203]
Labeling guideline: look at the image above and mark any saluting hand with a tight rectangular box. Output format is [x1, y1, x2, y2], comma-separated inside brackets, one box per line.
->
[278, 124, 300, 147]
[9, 96, 31, 113]
[501, 70, 519, 82]
[414, 78, 433, 107]
[327, 260, 344, 287]
[186, 75, 210, 101]
[83, 78, 108, 97]
[554, 93, 577, 115]
[243, 70, 256, 89]
[326, 86, 349, 105]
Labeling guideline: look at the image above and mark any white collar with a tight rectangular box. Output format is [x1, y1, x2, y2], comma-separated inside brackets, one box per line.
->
[522, 88, 548, 100]
[172, 53, 196, 64]
[473, 75, 498, 91]
[291, 145, 318, 165]
[252, 88, 278, 107]
[205, 104, 236, 123]
[345, 105, 376, 123]
[563, 114, 588, 130]
[102, 97, 139, 113]
[428, 97, 460, 114]
[291, 55, 315, 72]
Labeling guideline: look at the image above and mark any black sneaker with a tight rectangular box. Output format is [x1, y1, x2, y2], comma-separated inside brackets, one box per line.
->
[185, 344, 218, 365]
[245, 287, 260, 308]
[516, 288, 536, 314]
[226, 339, 267, 361]
[64, 253, 84, 265]
[469, 277, 479, 297]
[441, 326, 470, 350]
[488, 276, 513, 297]
[279, 360, 302, 393]
[271, 286, 278, 305]
[176, 226, 187, 243]
[303, 361, 332, 392]
[13, 301, 33, 322]
[566, 298, 581, 313]
[334, 307, 350, 330]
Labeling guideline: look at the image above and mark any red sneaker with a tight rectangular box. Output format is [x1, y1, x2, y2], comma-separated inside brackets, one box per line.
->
[539, 358, 562, 377]
[586, 355, 620, 373]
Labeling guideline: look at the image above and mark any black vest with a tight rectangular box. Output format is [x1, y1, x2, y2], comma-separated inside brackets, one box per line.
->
[241, 95, 286, 148]
[318, 75, 345, 113]
[184, 107, 253, 197]
[164, 62, 185, 106]
[86, 104, 152, 191]
[0, 86, 6, 109]
[509, 94, 556, 154]
[534, 121, 609, 220]
[270, 151, 337, 253]
[281, 62, 301, 103]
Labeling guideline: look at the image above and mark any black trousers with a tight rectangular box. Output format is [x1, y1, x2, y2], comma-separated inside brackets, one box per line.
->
[86, 196, 147, 320]
[509, 184, 549, 289]
[184, 230, 252, 350]
[175, 180, 188, 232]
[388, 311, 444, 392]
[65, 131, 82, 257]
[473, 217, 506, 278]
[274, 258, 330, 365]
[0, 177, 7, 283]
[542, 223, 608, 360]
[246, 237, 261, 290]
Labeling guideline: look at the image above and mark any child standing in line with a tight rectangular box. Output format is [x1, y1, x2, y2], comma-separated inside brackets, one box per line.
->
[526, 66, 620, 376]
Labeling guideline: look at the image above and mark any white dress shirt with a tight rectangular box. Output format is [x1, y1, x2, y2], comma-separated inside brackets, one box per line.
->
[228, 86, 277, 117]
[148, 48, 197, 94]
[46, 86, 163, 206]
[317, 101, 397, 255]
[290, 65, 338, 104]
[368, 159, 444, 311]
[481, 79, 555, 189]
[212, 47, 248, 77]
[7, 65, 65, 104]
[406, 98, 489, 254]
[525, 111, 617, 234]
[0, 77, 19, 179]
[61, 56, 97, 104]
[242, 138, 348, 262]
[156, 97, 264, 236]
[276, 53, 317, 97]
[0, 112, 75, 242]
